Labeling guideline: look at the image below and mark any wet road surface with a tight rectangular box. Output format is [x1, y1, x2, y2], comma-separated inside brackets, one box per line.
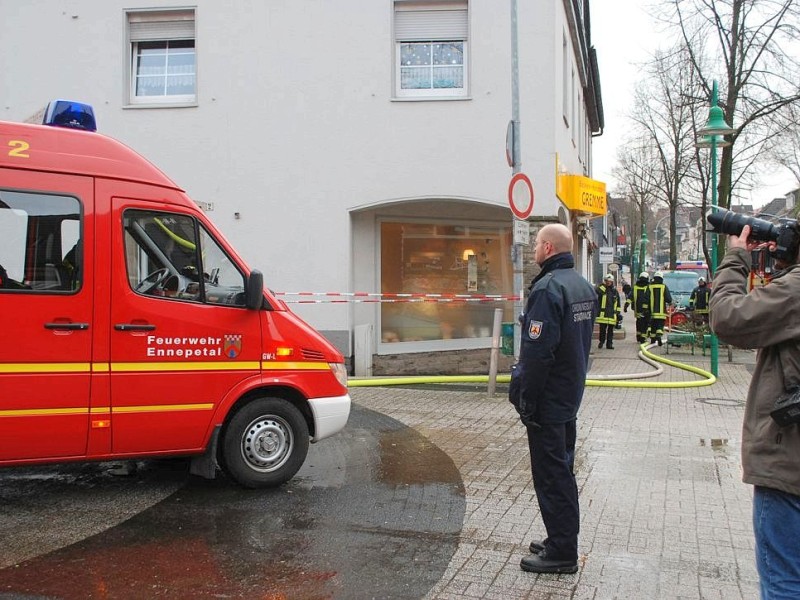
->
[0, 405, 465, 599]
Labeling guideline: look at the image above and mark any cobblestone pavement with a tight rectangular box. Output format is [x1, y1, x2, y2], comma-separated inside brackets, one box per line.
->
[353, 329, 759, 599]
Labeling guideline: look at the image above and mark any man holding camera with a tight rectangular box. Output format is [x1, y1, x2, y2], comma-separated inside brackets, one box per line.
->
[710, 223, 800, 599]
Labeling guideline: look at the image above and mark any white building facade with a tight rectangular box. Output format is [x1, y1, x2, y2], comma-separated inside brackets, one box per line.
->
[0, 0, 604, 370]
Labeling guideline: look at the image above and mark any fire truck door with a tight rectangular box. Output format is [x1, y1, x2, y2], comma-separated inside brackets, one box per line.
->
[108, 201, 262, 455]
[0, 169, 93, 461]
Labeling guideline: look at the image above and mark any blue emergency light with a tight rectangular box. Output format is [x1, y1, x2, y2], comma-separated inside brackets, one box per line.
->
[42, 100, 96, 132]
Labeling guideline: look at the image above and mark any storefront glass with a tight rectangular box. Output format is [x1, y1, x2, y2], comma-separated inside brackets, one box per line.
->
[380, 221, 513, 343]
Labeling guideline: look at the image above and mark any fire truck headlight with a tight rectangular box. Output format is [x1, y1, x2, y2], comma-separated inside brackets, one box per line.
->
[329, 363, 348, 389]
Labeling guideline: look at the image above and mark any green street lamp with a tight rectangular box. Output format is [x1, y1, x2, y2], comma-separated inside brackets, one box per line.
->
[697, 80, 736, 378]
[638, 230, 648, 274]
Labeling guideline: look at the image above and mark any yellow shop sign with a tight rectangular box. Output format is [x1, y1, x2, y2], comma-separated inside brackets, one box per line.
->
[556, 174, 607, 216]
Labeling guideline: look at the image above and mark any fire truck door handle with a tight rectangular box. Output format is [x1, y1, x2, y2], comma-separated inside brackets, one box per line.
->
[114, 323, 157, 331]
[44, 322, 89, 330]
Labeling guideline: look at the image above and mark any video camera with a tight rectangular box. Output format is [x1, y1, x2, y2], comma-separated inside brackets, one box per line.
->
[706, 208, 800, 263]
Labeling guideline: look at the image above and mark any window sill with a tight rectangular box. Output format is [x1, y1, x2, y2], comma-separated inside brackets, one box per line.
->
[391, 96, 472, 102]
[123, 101, 199, 110]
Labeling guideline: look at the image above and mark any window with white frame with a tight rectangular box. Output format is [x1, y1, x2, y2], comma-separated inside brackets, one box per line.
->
[394, 1, 468, 98]
[127, 9, 196, 105]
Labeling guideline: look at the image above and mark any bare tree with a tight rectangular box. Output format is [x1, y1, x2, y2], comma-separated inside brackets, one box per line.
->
[664, 0, 800, 266]
[612, 136, 662, 272]
[630, 45, 702, 268]
[765, 101, 800, 187]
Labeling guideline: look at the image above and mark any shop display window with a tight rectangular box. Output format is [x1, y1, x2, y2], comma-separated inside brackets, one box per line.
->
[380, 221, 513, 343]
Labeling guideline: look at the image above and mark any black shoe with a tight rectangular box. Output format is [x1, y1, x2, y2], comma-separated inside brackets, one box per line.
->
[598, 342, 603, 349]
[520, 550, 578, 574]
[657, 338, 663, 347]
[528, 538, 547, 554]
[606, 344, 614, 349]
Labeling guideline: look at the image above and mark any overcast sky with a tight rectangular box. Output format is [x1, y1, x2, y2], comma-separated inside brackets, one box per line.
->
[590, 0, 797, 208]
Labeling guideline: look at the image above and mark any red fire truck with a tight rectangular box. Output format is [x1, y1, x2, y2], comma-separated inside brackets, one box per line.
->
[0, 100, 350, 488]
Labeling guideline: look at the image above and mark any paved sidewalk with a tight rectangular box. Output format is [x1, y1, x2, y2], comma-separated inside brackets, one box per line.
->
[352, 328, 759, 599]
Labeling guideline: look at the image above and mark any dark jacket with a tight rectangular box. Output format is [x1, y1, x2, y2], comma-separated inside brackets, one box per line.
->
[595, 283, 620, 325]
[634, 281, 650, 317]
[710, 247, 800, 497]
[689, 284, 711, 313]
[510, 253, 597, 425]
[648, 279, 672, 319]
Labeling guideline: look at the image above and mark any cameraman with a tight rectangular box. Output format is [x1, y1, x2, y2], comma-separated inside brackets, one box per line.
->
[710, 224, 800, 599]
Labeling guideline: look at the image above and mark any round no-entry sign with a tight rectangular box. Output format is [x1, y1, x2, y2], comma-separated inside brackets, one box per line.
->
[508, 173, 534, 219]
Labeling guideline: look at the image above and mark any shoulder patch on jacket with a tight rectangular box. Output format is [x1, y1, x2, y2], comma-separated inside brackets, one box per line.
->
[528, 320, 543, 339]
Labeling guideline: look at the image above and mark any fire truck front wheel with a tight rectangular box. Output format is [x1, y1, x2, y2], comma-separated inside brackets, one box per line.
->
[220, 397, 310, 488]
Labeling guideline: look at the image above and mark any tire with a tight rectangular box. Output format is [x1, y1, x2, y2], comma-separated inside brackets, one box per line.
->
[670, 312, 688, 327]
[220, 397, 309, 489]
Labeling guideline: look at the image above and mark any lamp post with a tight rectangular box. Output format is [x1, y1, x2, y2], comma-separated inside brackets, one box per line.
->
[697, 80, 736, 378]
[638, 227, 648, 275]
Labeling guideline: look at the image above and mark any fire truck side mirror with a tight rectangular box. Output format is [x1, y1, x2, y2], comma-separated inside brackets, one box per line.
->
[245, 270, 264, 310]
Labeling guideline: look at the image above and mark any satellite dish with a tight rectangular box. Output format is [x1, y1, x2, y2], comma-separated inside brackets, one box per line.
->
[557, 206, 569, 225]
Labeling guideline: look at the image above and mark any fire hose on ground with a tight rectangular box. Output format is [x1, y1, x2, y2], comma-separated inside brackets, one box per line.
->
[274, 292, 716, 389]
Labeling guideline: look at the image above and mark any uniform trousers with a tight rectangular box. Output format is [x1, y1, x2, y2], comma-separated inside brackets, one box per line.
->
[635, 315, 650, 343]
[526, 419, 579, 561]
[649, 317, 666, 340]
[597, 323, 614, 346]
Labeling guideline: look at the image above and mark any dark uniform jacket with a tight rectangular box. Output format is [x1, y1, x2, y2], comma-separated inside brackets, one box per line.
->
[510, 253, 597, 425]
[595, 283, 620, 325]
[631, 279, 650, 318]
[648, 279, 672, 319]
[710, 247, 800, 497]
[689, 284, 711, 313]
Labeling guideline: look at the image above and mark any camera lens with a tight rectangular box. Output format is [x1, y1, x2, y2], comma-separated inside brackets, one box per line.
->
[706, 209, 778, 242]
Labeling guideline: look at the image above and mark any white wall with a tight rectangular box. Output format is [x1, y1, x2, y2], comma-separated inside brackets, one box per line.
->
[0, 0, 597, 353]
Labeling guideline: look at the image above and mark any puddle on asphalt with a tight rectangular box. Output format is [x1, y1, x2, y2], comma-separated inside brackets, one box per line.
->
[0, 405, 466, 600]
[378, 429, 466, 486]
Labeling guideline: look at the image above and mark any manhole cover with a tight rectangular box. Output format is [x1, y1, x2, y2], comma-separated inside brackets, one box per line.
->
[696, 397, 745, 407]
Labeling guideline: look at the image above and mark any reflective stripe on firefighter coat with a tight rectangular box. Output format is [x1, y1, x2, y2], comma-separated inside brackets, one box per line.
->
[632, 282, 650, 317]
[648, 282, 672, 319]
[595, 284, 620, 325]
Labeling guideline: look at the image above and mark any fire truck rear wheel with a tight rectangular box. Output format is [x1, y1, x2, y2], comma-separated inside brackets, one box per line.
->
[221, 398, 309, 488]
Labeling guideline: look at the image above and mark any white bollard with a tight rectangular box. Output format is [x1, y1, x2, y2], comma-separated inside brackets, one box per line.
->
[487, 308, 503, 396]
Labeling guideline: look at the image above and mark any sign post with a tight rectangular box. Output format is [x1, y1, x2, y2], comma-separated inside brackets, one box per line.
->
[508, 172, 534, 358]
[508, 173, 534, 220]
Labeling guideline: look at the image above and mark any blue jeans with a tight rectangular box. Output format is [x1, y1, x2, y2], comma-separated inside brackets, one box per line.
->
[753, 486, 800, 599]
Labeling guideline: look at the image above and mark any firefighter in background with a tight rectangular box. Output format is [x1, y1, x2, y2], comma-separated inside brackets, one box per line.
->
[626, 272, 651, 344]
[618, 281, 631, 330]
[647, 271, 672, 346]
[596, 274, 621, 349]
[689, 277, 711, 324]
